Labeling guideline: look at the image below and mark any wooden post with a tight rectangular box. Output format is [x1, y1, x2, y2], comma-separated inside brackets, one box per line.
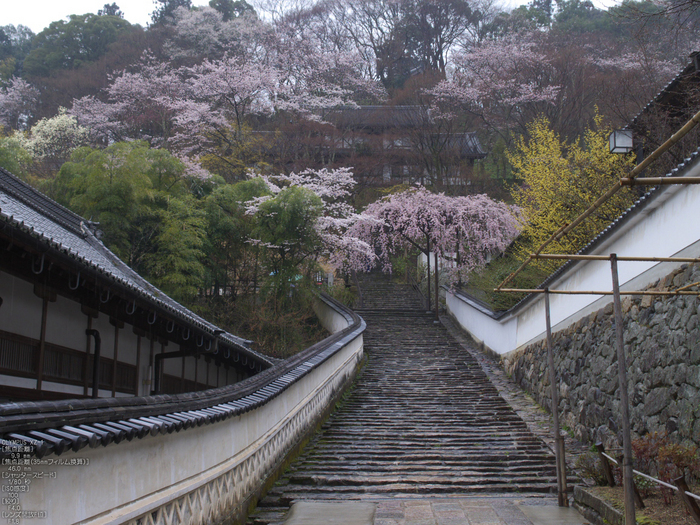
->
[595, 442, 616, 487]
[610, 254, 636, 525]
[83, 316, 92, 397]
[135, 335, 141, 396]
[545, 290, 568, 507]
[36, 297, 49, 392]
[148, 336, 155, 395]
[434, 252, 439, 321]
[558, 437, 569, 503]
[85, 330, 101, 399]
[111, 324, 119, 397]
[675, 476, 700, 525]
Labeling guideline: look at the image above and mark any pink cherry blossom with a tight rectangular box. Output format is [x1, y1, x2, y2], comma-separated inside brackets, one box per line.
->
[0, 77, 39, 131]
[348, 186, 521, 284]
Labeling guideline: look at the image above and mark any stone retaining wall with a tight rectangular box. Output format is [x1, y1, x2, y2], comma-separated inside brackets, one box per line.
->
[502, 263, 700, 449]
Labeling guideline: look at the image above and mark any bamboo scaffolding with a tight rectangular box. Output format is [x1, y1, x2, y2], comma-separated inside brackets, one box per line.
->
[544, 290, 568, 507]
[677, 281, 700, 292]
[490, 107, 700, 523]
[611, 254, 636, 525]
[495, 107, 700, 292]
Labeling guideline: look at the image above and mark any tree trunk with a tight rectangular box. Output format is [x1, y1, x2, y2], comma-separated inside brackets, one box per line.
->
[434, 251, 439, 321]
[426, 237, 431, 312]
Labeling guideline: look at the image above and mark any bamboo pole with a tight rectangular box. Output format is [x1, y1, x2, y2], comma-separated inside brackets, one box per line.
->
[545, 290, 568, 507]
[611, 254, 636, 525]
[495, 288, 700, 296]
[621, 176, 700, 186]
[677, 281, 700, 292]
[676, 476, 700, 525]
[628, 107, 700, 179]
[530, 254, 700, 263]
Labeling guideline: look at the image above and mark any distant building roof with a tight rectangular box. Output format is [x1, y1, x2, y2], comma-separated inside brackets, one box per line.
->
[325, 105, 430, 130]
[0, 167, 271, 367]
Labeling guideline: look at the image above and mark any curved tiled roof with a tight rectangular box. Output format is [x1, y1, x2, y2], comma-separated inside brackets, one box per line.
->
[632, 52, 699, 126]
[0, 295, 366, 458]
[0, 169, 368, 458]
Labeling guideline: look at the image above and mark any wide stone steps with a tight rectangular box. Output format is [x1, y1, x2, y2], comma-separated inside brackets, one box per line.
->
[355, 272, 426, 310]
[246, 272, 559, 525]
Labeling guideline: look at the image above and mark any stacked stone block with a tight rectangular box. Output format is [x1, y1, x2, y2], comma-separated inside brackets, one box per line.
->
[503, 263, 700, 449]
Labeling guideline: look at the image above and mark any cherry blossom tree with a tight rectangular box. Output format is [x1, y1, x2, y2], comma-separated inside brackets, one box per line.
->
[428, 33, 560, 139]
[162, 5, 268, 64]
[0, 77, 39, 131]
[72, 30, 385, 180]
[349, 186, 520, 313]
[270, 22, 387, 119]
[72, 54, 188, 146]
[172, 57, 278, 152]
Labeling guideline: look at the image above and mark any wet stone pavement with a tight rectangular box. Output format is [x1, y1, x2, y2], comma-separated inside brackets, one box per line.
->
[375, 498, 531, 525]
[372, 497, 587, 525]
[247, 273, 589, 525]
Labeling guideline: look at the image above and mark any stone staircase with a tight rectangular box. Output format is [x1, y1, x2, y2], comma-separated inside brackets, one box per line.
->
[247, 272, 561, 525]
[354, 271, 427, 311]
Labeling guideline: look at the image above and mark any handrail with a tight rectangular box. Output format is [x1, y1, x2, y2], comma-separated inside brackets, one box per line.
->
[601, 452, 700, 503]
[0, 294, 366, 457]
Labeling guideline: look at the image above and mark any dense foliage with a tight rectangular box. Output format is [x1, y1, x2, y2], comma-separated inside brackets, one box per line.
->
[508, 113, 637, 271]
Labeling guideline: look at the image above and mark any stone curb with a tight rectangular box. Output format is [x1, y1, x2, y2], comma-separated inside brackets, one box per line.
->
[573, 486, 623, 525]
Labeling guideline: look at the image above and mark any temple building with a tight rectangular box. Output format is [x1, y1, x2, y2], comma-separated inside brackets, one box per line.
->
[0, 167, 271, 402]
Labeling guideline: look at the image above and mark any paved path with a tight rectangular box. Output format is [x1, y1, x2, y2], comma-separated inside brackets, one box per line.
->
[247, 273, 586, 525]
[282, 498, 589, 525]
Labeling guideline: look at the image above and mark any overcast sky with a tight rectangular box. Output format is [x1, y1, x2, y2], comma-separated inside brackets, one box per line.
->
[3, 0, 618, 35]
[1, 1, 208, 34]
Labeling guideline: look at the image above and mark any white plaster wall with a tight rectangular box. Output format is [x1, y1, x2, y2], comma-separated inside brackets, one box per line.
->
[445, 293, 518, 352]
[45, 295, 86, 349]
[6, 324, 363, 525]
[313, 299, 349, 334]
[447, 165, 700, 354]
[119, 329, 139, 366]
[0, 273, 42, 339]
[0, 374, 36, 390]
[162, 354, 181, 376]
[196, 356, 205, 385]
[1, 298, 363, 524]
[183, 356, 196, 381]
